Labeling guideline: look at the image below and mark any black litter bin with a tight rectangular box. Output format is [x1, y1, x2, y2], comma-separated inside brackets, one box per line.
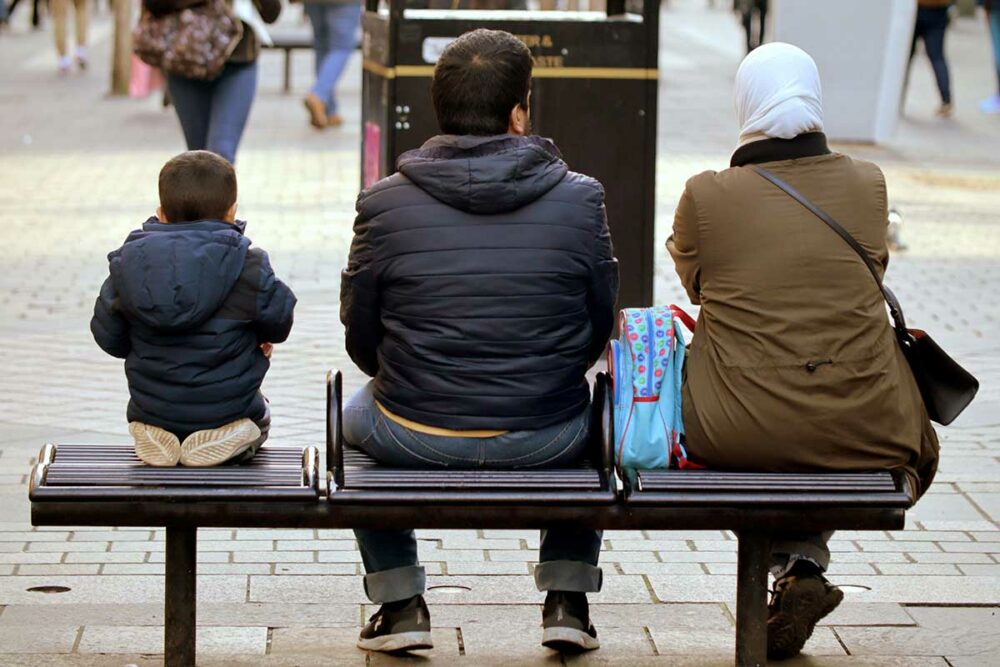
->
[361, 0, 659, 308]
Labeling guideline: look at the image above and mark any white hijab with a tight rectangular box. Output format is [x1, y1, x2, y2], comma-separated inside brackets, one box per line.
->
[735, 43, 824, 146]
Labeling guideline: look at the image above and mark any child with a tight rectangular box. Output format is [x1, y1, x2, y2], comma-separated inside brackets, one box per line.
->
[91, 150, 297, 467]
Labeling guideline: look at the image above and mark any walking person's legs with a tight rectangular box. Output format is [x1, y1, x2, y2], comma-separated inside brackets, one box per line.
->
[204, 61, 259, 164]
[304, 2, 361, 128]
[922, 8, 952, 114]
[72, 0, 87, 68]
[303, 2, 331, 128]
[165, 75, 213, 153]
[756, 0, 767, 47]
[51, 0, 70, 71]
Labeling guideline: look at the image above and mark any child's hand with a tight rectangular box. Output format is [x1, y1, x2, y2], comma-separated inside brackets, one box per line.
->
[260, 342, 273, 359]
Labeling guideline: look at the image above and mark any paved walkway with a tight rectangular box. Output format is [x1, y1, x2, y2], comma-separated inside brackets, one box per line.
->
[0, 0, 998, 664]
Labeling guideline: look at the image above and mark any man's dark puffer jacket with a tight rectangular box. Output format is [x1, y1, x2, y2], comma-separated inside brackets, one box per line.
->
[91, 218, 296, 437]
[341, 134, 619, 431]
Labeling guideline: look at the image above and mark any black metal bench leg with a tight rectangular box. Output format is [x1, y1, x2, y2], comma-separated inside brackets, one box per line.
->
[735, 531, 769, 667]
[165, 526, 197, 667]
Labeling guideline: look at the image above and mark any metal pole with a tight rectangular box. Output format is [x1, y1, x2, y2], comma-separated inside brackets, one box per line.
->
[165, 526, 197, 667]
[735, 531, 769, 667]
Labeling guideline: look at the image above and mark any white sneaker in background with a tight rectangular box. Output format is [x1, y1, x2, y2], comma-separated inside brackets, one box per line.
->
[179, 419, 261, 467]
[130, 422, 181, 467]
[74, 47, 88, 70]
[57, 56, 72, 74]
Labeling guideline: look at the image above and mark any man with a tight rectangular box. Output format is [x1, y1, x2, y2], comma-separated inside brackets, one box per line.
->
[340, 28, 618, 654]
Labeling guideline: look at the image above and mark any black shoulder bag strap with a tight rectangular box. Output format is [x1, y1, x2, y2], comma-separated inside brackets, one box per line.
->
[749, 165, 913, 344]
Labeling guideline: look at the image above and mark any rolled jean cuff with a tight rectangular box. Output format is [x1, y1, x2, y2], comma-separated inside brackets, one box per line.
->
[534, 560, 603, 593]
[363, 565, 426, 603]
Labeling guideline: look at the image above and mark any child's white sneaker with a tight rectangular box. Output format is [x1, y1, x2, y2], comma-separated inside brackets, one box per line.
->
[179, 419, 261, 467]
[130, 422, 181, 467]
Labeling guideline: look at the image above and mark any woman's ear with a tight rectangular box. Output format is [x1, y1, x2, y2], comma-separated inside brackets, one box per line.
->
[508, 103, 529, 136]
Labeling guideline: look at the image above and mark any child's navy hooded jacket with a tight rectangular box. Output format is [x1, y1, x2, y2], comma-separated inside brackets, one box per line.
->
[91, 218, 296, 437]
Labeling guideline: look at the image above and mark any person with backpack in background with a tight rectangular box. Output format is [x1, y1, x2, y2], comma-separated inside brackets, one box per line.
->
[979, 0, 1000, 113]
[340, 28, 618, 655]
[142, 0, 281, 163]
[668, 43, 939, 661]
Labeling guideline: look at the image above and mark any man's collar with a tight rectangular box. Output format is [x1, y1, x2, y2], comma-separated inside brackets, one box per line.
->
[730, 132, 831, 168]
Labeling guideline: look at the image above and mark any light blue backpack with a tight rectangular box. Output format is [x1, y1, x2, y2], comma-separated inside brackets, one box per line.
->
[607, 306, 690, 470]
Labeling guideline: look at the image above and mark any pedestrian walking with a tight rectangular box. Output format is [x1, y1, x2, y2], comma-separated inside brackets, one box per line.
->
[667, 42, 939, 660]
[52, 0, 87, 72]
[739, 0, 768, 53]
[908, 0, 954, 117]
[301, 0, 362, 129]
[979, 0, 1000, 113]
[144, 0, 281, 163]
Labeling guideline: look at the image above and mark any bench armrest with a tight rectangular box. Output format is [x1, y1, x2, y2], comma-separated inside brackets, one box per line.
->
[326, 370, 345, 488]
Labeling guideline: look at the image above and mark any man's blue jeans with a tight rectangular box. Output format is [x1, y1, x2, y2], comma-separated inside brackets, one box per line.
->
[304, 2, 361, 116]
[166, 61, 259, 164]
[344, 382, 603, 604]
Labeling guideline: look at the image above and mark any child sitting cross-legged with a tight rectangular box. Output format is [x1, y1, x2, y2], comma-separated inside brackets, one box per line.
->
[91, 150, 297, 467]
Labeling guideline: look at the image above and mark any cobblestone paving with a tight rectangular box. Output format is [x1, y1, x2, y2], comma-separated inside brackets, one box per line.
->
[0, 0, 998, 664]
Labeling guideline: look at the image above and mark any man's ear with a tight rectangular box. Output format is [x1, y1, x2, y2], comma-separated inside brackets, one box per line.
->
[157, 206, 168, 223]
[508, 103, 528, 136]
[224, 202, 238, 222]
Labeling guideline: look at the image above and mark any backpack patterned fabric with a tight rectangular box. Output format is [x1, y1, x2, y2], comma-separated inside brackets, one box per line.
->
[134, 0, 243, 81]
[608, 306, 691, 470]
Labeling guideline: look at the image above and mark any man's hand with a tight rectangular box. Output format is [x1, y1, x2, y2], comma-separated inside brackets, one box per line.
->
[260, 342, 273, 359]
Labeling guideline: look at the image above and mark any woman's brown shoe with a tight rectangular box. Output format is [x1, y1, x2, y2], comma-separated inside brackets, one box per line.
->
[304, 94, 328, 129]
[327, 113, 344, 127]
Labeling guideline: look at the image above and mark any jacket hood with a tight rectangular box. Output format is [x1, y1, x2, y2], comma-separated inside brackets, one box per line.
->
[397, 135, 569, 214]
[109, 218, 251, 330]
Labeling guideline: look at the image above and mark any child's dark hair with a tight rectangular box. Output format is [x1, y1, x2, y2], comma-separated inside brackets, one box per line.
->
[158, 150, 237, 223]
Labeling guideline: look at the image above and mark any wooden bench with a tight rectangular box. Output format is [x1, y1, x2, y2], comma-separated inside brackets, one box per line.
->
[29, 371, 913, 666]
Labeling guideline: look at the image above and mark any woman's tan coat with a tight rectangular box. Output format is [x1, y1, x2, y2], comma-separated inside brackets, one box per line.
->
[668, 134, 938, 498]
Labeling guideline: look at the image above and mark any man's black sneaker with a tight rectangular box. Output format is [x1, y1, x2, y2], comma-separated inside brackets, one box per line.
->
[357, 595, 433, 653]
[541, 591, 600, 652]
[767, 561, 844, 660]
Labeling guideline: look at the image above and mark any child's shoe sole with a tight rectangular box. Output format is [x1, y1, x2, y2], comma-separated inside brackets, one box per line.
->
[179, 419, 261, 467]
[357, 631, 433, 653]
[130, 422, 181, 467]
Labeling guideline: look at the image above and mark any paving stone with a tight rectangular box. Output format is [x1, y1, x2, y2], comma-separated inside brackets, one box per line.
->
[268, 627, 373, 660]
[63, 552, 146, 564]
[887, 530, 972, 542]
[443, 561, 531, 575]
[148, 551, 230, 564]
[606, 540, 692, 552]
[26, 541, 108, 553]
[0, 656, 161, 666]
[857, 540, 943, 553]
[616, 563, 705, 576]
[276, 539, 357, 551]
[77, 625, 267, 655]
[233, 551, 316, 564]
[910, 552, 995, 564]
[271, 563, 359, 575]
[236, 529, 317, 541]
[876, 564, 962, 576]
[0, 575, 247, 604]
[957, 564, 1000, 575]
[0, 626, 78, 653]
[16, 564, 101, 576]
[821, 602, 916, 627]
[838, 606, 1000, 657]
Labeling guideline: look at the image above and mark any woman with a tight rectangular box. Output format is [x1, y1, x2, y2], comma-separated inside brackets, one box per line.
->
[302, 0, 362, 129]
[909, 0, 954, 117]
[668, 43, 939, 661]
[145, 0, 281, 163]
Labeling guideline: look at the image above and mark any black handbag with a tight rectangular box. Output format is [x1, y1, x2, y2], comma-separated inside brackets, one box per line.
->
[751, 165, 979, 425]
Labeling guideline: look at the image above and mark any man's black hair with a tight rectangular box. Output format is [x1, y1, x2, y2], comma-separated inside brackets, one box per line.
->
[431, 29, 532, 136]
[158, 150, 237, 223]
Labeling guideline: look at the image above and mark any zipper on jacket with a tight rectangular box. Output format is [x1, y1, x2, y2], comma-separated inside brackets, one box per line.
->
[805, 359, 833, 373]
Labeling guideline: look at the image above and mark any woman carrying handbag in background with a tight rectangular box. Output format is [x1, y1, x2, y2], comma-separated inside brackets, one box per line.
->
[668, 43, 946, 662]
[141, 0, 281, 163]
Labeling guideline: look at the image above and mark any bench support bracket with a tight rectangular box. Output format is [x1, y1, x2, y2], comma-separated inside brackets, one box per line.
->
[735, 531, 769, 667]
[165, 526, 197, 667]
